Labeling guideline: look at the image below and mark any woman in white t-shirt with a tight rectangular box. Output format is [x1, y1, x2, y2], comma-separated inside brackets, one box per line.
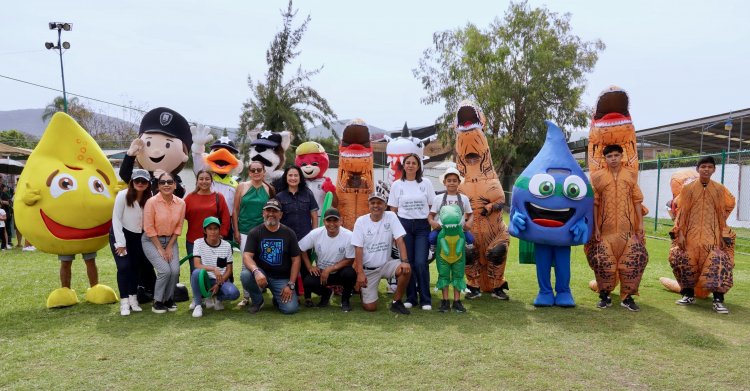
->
[387, 153, 436, 310]
[108, 169, 152, 316]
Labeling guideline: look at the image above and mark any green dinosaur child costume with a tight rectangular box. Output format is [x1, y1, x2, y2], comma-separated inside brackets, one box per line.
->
[436, 204, 467, 291]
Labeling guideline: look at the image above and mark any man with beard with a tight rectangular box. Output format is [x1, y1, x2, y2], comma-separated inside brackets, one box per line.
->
[239, 199, 301, 315]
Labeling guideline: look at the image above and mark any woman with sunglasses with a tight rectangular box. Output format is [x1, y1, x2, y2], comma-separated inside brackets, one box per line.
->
[109, 169, 152, 315]
[233, 160, 275, 307]
[142, 172, 186, 313]
[387, 153, 436, 310]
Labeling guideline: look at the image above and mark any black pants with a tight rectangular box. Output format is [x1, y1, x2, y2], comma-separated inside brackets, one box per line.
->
[109, 228, 150, 298]
[302, 265, 356, 302]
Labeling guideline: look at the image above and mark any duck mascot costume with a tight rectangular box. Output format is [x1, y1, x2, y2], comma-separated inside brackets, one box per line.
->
[15, 113, 120, 308]
[509, 121, 593, 307]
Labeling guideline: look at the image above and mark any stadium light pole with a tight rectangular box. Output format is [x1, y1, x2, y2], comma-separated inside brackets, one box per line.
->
[45, 22, 72, 113]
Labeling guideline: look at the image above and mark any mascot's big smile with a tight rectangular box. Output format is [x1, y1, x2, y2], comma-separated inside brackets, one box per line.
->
[525, 202, 575, 227]
[40, 209, 111, 240]
[149, 155, 165, 163]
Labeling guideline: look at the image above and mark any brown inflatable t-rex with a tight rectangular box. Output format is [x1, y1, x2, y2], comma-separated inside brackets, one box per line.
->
[454, 100, 509, 297]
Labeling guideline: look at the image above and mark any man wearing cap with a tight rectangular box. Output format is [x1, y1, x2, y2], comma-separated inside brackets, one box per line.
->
[352, 192, 412, 314]
[299, 208, 357, 312]
[120, 107, 193, 198]
[189, 217, 239, 318]
[240, 199, 302, 314]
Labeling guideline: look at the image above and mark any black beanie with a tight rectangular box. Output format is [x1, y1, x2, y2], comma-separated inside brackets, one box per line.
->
[139, 107, 193, 150]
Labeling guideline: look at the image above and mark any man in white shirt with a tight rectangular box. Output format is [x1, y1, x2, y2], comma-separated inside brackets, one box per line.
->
[352, 192, 411, 314]
[300, 208, 357, 312]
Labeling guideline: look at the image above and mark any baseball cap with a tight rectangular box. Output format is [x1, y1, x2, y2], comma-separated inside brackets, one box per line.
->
[202, 216, 221, 229]
[263, 199, 282, 211]
[323, 208, 341, 220]
[131, 169, 150, 181]
[368, 192, 387, 202]
[440, 167, 463, 183]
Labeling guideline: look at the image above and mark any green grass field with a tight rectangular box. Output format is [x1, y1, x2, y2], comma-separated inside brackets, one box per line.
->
[1, 234, 748, 390]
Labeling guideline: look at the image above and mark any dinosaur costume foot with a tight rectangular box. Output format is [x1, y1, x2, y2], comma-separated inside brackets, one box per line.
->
[47, 287, 79, 308]
[554, 291, 576, 307]
[85, 284, 118, 304]
[533, 291, 555, 307]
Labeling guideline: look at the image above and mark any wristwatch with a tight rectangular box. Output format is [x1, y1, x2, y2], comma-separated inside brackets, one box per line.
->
[286, 281, 296, 290]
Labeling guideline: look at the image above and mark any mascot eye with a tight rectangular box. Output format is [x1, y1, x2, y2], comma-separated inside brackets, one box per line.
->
[50, 173, 78, 198]
[88, 176, 111, 197]
[146, 141, 151, 147]
[312, 162, 319, 166]
[528, 174, 555, 198]
[563, 175, 587, 200]
[165, 142, 170, 149]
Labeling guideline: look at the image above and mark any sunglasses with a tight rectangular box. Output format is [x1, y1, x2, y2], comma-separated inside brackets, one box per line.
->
[133, 178, 149, 185]
[158, 180, 175, 185]
[249, 168, 264, 173]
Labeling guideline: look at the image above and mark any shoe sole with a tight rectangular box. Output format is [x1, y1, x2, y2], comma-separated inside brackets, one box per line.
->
[390, 306, 410, 315]
[465, 294, 481, 300]
[491, 294, 509, 300]
[151, 308, 166, 314]
[167, 307, 178, 312]
[620, 303, 640, 312]
[676, 301, 695, 305]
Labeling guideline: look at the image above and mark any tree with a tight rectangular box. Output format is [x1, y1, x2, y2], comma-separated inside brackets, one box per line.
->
[0, 130, 37, 149]
[414, 1, 605, 175]
[41, 96, 93, 126]
[238, 0, 337, 162]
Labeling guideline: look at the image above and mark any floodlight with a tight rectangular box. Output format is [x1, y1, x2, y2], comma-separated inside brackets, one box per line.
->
[45, 42, 54, 49]
[62, 42, 70, 49]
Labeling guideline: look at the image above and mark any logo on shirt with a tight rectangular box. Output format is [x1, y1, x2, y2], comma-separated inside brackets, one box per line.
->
[260, 238, 284, 266]
[338, 246, 345, 254]
[384, 223, 391, 231]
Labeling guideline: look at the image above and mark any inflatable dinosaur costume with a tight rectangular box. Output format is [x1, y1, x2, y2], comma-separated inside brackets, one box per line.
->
[435, 204, 467, 291]
[336, 119, 374, 230]
[587, 86, 639, 175]
[454, 101, 509, 296]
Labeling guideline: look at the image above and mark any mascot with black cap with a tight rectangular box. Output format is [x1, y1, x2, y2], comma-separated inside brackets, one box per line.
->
[119, 107, 193, 302]
[248, 130, 292, 182]
[119, 107, 193, 198]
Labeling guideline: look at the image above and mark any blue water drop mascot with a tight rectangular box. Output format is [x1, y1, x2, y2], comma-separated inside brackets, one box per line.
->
[508, 121, 593, 307]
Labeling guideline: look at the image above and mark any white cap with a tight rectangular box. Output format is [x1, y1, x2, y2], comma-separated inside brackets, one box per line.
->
[440, 167, 464, 183]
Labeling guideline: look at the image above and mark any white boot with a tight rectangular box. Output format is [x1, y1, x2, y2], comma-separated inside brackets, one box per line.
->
[120, 298, 131, 316]
[128, 295, 142, 312]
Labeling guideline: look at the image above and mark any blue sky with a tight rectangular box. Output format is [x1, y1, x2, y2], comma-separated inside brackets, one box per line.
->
[0, 0, 747, 132]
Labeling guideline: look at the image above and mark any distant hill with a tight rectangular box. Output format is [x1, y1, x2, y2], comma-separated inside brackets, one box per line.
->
[0, 108, 138, 138]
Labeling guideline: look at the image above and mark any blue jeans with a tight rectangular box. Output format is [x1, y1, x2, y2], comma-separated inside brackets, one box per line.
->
[190, 269, 240, 306]
[185, 240, 195, 274]
[240, 269, 299, 314]
[400, 217, 432, 307]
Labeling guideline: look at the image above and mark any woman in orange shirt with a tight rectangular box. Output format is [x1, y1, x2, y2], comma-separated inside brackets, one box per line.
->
[142, 172, 186, 313]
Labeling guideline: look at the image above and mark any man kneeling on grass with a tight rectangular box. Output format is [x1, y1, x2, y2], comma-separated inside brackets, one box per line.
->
[352, 192, 411, 314]
[190, 217, 240, 318]
[240, 199, 301, 315]
[300, 208, 357, 312]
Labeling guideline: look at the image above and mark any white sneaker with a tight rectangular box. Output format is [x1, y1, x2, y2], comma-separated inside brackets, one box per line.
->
[204, 297, 215, 309]
[5, 245, 11, 250]
[213, 299, 224, 311]
[23, 246, 36, 252]
[120, 299, 131, 316]
[128, 295, 142, 312]
[403, 302, 413, 309]
[421, 305, 432, 311]
[236, 298, 250, 308]
[189, 302, 197, 310]
[192, 305, 203, 318]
